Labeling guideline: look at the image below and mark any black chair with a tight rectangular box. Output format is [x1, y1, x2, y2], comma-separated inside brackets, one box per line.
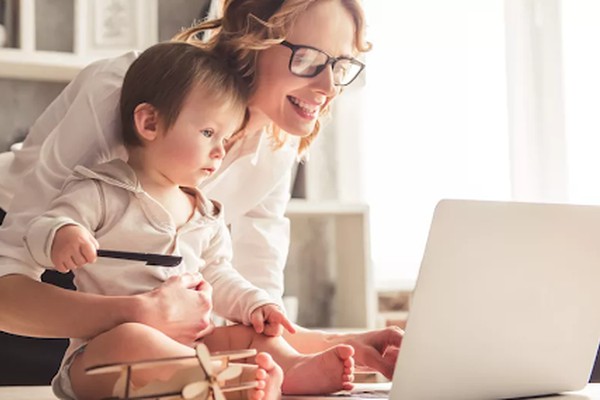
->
[0, 209, 74, 385]
[592, 348, 600, 383]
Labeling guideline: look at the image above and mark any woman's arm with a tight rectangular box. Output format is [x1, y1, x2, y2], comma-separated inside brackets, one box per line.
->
[0, 54, 132, 267]
[201, 218, 276, 325]
[0, 274, 137, 338]
[228, 170, 292, 304]
[0, 272, 213, 346]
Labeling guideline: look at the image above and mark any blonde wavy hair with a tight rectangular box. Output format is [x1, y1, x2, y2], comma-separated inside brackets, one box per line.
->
[172, 0, 371, 155]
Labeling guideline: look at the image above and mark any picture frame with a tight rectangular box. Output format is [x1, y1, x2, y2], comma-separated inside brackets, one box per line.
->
[0, 1, 5, 48]
[74, 0, 157, 58]
[0, 0, 17, 48]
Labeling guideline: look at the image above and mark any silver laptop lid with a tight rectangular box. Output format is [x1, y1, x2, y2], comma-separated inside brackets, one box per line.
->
[391, 199, 600, 400]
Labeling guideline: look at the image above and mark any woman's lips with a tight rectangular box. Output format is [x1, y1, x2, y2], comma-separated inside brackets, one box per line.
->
[288, 96, 320, 120]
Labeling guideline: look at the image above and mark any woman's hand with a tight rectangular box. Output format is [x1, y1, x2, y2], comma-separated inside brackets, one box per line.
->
[136, 273, 214, 347]
[283, 324, 403, 380]
[51, 224, 99, 272]
[344, 326, 404, 380]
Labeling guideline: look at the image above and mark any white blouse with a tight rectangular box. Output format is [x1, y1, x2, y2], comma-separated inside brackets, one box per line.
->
[0, 51, 298, 303]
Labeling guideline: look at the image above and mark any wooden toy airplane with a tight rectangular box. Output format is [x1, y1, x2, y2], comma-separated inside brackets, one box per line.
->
[86, 344, 259, 400]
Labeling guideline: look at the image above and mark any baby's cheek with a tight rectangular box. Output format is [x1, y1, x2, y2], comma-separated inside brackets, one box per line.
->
[169, 147, 199, 167]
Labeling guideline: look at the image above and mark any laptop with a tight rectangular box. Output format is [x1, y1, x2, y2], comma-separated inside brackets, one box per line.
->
[385, 199, 600, 399]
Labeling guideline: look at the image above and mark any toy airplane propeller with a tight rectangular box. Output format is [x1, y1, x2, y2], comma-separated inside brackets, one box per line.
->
[86, 344, 259, 400]
[181, 345, 243, 400]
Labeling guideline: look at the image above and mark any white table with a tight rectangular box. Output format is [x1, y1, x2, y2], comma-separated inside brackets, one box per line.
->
[1, 383, 600, 399]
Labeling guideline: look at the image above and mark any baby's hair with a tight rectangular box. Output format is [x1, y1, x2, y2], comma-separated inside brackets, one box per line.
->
[172, 0, 371, 155]
[120, 41, 249, 147]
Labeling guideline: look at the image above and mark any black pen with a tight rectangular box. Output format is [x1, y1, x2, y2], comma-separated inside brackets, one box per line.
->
[96, 249, 182, 267]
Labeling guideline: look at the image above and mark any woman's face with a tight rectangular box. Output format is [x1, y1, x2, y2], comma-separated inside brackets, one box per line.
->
[251, 0, 356, 137]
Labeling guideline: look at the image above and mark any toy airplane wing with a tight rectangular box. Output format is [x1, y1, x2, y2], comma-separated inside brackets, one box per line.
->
[85, 348, 257, 375]
[86, 345, 258, 400]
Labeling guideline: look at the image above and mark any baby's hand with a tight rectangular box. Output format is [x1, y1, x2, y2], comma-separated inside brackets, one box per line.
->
[51, 224, 99, 273]
[250, 304, 296, 337]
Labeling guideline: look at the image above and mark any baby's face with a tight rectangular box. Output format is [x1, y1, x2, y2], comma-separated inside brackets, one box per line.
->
[150, 87, 245, 187]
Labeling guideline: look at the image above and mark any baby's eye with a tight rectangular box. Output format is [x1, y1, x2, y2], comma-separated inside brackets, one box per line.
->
[201, 129, 214, 138]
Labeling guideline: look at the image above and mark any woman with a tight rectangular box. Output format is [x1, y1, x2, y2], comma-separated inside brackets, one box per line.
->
[0, 0, 402, 387]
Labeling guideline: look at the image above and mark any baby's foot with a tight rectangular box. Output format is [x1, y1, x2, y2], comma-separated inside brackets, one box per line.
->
[248, 352, 283, 400]
[218, 352, 282, 400]
[281, 344, 354, 395]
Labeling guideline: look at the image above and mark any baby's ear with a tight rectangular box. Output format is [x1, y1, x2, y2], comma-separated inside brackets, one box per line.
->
[133, 103, 160, 142]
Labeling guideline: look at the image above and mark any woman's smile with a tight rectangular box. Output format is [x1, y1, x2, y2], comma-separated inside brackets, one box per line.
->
[287, 96, 320, 120]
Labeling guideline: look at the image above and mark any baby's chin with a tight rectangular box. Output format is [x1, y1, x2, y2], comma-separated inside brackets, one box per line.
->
[191, 178, 208, 187]
[192, 171, 217, 185]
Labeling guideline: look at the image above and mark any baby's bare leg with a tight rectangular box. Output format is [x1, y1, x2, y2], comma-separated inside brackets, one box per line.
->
[70, 322, 194, 400]
[203, 325, 354, 395]
[70, 322, 276, 400]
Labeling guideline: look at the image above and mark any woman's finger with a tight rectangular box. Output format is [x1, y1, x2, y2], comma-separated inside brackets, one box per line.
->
[165, 272, 202, 289]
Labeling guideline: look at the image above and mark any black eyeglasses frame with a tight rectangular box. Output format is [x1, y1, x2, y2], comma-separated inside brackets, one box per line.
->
[279, 40, 365, 87]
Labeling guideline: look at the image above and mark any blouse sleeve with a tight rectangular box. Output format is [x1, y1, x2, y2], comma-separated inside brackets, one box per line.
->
[0, 53, 133, 278]
[201, 220, 276, 325]
[228, 169, 293, 306]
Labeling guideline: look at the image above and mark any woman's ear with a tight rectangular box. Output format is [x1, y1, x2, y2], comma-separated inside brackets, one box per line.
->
[133, 103, 160, 142]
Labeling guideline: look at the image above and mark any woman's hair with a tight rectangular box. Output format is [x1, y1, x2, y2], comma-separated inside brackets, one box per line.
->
[172, 0, 371, 154]
[120, 41, 249, 147]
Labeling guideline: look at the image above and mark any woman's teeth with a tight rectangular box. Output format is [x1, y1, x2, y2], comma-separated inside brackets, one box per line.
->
[289, 96, 318, 116]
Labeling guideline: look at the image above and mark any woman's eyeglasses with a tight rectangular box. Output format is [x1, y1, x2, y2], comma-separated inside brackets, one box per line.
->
[279, 40, 365, 87]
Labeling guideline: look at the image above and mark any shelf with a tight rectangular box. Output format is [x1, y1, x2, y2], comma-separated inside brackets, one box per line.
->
[0, 0, 158, 83]
[286, 199, 369, 216]
[0, 49, 94, 82]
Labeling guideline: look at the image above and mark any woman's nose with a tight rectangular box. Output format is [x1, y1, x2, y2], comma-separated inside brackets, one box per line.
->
[313, 64, 337, 97]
